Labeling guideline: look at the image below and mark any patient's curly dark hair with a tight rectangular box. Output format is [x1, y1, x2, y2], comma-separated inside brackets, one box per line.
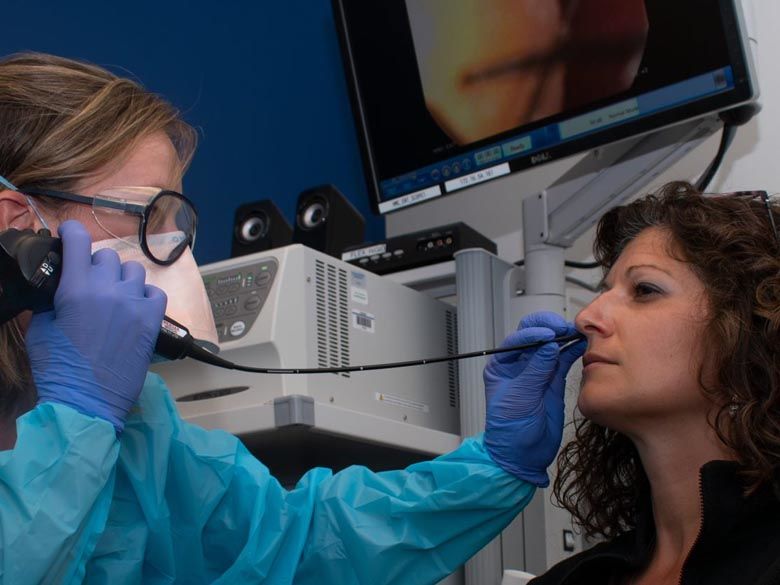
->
[553, 181, 780, 539]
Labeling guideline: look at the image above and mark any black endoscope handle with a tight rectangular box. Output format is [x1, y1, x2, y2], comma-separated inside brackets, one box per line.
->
[0, 228, 196, 362]
[0, 228, 63, 323]
[155, 316, 196, 360]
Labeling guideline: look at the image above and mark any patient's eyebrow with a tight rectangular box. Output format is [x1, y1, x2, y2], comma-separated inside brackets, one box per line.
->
[626, 263, 674, 277]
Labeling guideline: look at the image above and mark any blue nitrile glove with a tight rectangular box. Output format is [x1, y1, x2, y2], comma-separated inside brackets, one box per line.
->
[26, 220, 167, 433]
[484, 311, 587, 486]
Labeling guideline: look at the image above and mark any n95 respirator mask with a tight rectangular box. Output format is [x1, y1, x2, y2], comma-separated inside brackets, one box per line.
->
[91, 232, 219, 353]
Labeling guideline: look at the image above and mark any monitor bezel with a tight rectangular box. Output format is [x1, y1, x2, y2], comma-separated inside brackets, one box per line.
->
[333, 0, 758, 216]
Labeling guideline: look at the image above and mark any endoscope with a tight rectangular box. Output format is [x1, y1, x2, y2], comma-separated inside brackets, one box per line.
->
[0, 227, 585, 374]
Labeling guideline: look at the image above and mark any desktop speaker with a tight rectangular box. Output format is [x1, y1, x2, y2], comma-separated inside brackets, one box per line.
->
[293, 184, 365, 257]
[231, 199, 293, 258]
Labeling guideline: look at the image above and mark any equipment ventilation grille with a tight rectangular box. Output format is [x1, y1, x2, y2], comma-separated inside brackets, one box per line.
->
[315, 259, 350, 378]
[446, 309, 459, 408]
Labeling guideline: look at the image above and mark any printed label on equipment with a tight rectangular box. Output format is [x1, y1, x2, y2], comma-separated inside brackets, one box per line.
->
[378, 185, 442, 214]
[350, 272, 369, 304]
[375, 392, 430, 413]
[351, 310, 375, 332]
[444, 162, 510, 192]
[350, 271, 366, 288]
[350, 286, 369, 304]
[342, 244, 387, 262]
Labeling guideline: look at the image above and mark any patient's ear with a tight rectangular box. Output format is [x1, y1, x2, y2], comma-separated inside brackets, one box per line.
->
[0, 189, 36, 231]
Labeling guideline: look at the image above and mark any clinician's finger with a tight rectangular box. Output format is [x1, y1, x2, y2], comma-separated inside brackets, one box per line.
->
[546, 339, 588, 407]
[520, 311, 576, 337]
[494, 327, 555, 364]
[120, 261, 147, 296]
[558, 338, 587, 372]
[58, 220, 93, 287]
[92, 248, 122, 281]
[144, 284, 168, 317]
[496, 342, 559, 418]
[522, 341, 560, 380]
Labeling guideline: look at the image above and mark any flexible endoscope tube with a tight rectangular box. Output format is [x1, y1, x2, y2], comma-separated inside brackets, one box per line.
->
[183, 332, 586, 375]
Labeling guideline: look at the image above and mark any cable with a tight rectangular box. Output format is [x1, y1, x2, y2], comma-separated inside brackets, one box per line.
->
[695, 103, 760, 192]
[514, 259, 600, 269]
[696, 122, 737, 192]
[565, 275, 600, 293]
[564, 260, 600, 269]
[184, 333, 586, 375]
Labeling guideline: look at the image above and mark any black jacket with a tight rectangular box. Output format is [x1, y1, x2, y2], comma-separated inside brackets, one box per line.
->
[529, 461, 780, 585]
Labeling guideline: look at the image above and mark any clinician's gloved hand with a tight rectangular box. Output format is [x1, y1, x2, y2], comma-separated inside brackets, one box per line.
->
[26, 220, 167, 433]
[484, 311, 586, 487]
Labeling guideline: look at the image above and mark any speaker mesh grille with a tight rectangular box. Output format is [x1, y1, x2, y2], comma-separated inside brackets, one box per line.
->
[315, 259, 351, 378]
[446, 310, 459, 408]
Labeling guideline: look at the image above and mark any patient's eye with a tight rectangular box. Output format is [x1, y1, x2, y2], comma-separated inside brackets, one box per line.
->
[634, 282, 662, 299]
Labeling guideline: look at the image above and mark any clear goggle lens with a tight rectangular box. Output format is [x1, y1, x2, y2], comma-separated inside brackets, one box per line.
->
[92, 187, 197, 264]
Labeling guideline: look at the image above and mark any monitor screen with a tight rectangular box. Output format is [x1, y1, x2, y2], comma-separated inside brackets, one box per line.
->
[333, 0, 756, 215]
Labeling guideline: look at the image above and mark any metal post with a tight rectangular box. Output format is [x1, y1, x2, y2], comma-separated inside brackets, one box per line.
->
[455, 249, 518, 585]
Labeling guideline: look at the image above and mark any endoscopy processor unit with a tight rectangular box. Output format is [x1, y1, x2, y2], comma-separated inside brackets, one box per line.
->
[151, 244, 461, 456]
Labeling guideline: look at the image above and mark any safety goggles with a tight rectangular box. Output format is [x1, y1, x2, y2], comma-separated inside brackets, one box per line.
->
[19, 185, 198, 266]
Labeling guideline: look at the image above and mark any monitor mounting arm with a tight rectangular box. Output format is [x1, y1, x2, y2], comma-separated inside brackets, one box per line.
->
[517, 114, 722, 318]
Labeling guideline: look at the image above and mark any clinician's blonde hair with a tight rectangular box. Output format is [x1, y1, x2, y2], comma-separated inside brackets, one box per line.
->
[0, 52, 198, 416]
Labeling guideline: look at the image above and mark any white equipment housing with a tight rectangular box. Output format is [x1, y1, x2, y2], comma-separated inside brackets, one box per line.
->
[151, 244, 462, 458]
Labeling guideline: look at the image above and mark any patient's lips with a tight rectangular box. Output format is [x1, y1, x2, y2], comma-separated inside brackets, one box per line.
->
[582, 352, 618, 370]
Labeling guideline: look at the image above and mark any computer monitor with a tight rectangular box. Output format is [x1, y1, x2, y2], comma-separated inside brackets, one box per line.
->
[333, 0, 757, 216]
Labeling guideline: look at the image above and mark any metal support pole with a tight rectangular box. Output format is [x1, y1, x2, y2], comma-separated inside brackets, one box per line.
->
[456, 249, 518, 585]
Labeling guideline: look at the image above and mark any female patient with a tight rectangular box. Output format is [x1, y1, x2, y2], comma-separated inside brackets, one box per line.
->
[531, 182, 780, 584]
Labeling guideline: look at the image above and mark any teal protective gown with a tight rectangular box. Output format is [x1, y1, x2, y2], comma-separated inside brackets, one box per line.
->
[1, 373, 535, 584]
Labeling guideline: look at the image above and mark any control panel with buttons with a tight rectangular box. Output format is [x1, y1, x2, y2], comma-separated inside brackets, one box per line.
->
[203, 259, 278, 343]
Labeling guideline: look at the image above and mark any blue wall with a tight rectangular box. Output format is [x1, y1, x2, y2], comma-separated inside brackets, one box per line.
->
[1, 0, 383, 264]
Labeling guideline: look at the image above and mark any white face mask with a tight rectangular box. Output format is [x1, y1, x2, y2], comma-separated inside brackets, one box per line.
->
[91, 232, 219, 353]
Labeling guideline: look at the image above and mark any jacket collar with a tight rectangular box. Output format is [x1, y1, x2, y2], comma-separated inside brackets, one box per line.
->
[532, 460, 780, 585]
[616, 460, 775, 566]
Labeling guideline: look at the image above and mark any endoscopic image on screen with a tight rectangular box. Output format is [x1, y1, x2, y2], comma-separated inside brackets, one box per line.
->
[337, 0, 744, 205]
[405, 0, 649, 146]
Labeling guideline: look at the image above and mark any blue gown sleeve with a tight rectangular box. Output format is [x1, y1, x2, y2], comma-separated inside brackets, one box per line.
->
[292, 437, 533, 585]
[0, 403, 119, 585]
[86, 374, 535, 584]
